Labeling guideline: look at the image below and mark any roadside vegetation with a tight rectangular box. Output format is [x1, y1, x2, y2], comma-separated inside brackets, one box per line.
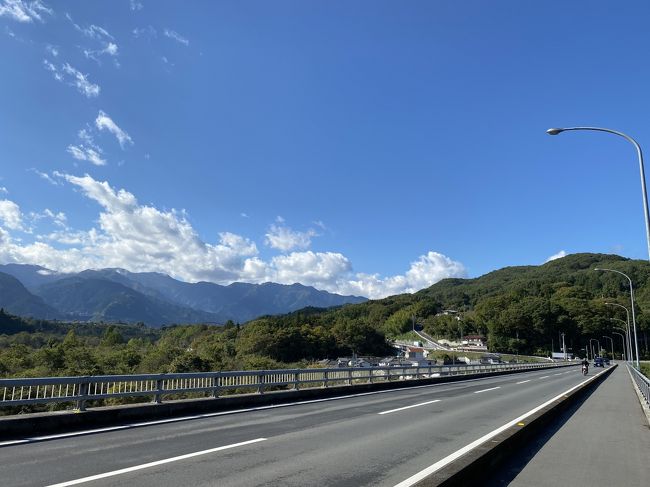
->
[1, 253, 649, 379]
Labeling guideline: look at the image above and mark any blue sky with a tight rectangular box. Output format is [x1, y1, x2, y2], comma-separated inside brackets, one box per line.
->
[1, 0, 650, 298]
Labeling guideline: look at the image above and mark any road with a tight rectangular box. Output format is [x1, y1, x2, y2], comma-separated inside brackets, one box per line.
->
[0, 366, 588, 487]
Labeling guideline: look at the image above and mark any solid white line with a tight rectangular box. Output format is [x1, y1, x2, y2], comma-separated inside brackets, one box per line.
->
[44, 438, 267, 487]
[474, 386, 500, 394]
[392, 368, 610, 487]
[0, 439, 29, 447]
[516, 380, 531, 384]
[378, 399, 441, 415]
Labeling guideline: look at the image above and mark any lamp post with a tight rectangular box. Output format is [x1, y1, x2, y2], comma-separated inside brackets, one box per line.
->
[561, 332, 566, 361]
[612, 331, 627, 361]
[605, 301, 633, 364]
[589, 338, 601, 359]
[602, 336, 614, 360]
[595, 268, 640, 367]
[611, 319, 630, 362]
[546, 126, 650, 261]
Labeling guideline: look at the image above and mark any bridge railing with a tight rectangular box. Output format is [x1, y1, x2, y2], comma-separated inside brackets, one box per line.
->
[0, 361, 567, 413]
[628, 364, 650, 407]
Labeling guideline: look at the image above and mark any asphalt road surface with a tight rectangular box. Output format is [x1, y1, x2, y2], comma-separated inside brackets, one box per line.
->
[1, 366, 589, 487]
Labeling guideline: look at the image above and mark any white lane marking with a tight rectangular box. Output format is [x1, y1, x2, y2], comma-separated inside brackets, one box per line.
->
[516, 380, 531, 384]
[539, 376, 550, 379]
[0, 439, 29, 447]
[553, 373, 562, 376]
[378, 399, 441, 415]
[2, 374, 537, 445]
[474, 386, 500, 394]
[393, 367, 610, 487]
[44, 438, 267, 487]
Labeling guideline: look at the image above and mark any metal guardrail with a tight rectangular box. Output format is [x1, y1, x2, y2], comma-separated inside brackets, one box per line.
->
[0, 362, 565, 412]
[628, 364, 650, 407]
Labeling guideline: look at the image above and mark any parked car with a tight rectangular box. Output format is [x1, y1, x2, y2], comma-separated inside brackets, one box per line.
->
[594, 357, 604, 367]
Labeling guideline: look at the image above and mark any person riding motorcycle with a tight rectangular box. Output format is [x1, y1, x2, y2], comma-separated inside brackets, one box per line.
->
[581, 358, 589, 375]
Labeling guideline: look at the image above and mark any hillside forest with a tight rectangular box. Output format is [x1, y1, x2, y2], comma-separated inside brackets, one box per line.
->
[1, 253, 649, 379]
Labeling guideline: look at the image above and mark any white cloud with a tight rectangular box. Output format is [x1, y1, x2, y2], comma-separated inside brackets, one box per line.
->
[67, 145, 106, 166]
[130, 0, 143, 11]
[0, 175, 467, 299]
[0, 187, 7, 194]
[30, 168, 60, 186]
[0, 0, 51, 23]
[164, 28, 189, 46]
[265, 223, 318, 251]
[0, 200, 23, 230]
[46, 62, 100, 97]
[30, 208, 67, 227]
[66, 13, 113, 41]
[545, 250, 567, 263]
[133, 25, 156, 39]
[45, 44, 58, 56]
[95, 110, 132, 148]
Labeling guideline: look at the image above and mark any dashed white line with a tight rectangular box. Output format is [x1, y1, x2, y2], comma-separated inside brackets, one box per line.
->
[378, 399, 441, 415]
[539, 376, 550, 379]
[44, 438, 267, 487]
[474, 386, 500, 394]
[516, 380, 531, 384]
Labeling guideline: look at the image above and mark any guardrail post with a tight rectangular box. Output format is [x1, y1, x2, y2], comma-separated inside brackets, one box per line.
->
[348, 369, 353, 386]
[153, 375, 164, 404]
[258, 373, 265, 394]
[293, 371, 300, 390]
[210, 373, 220, 398]
[75, 377, 90, 411]
[323, 371, 329, 388]
[368, 368, 374, 384]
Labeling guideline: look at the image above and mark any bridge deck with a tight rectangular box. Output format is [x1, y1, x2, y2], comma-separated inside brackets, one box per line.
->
[487, 364, 650, 486]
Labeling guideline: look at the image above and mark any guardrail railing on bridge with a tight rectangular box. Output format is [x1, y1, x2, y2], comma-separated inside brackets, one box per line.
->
[628, 364, 650, 407]
[0, 361, 568, 413]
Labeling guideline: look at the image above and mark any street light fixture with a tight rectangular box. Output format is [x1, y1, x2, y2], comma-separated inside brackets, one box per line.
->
[589, 338, 601, 359]
[605, 302, 633, 364]
[595, 268, 640, 367]
[546, 126, 650, 261]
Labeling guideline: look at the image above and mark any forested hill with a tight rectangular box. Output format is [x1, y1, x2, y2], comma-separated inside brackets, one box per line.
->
[241, 253, 650, 359]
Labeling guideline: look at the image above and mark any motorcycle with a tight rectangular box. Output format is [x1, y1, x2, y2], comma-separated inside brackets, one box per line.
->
[582, 364, 588, 375]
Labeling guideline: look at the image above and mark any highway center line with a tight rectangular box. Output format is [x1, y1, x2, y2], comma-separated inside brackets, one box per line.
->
[392, 367, 610, 487]
[474, 386, 500, 394]
[516, 380, 531, 384]
[378, 399, 441, 415]
[44, 438, 267, 487]
[539, 376, 550, 379]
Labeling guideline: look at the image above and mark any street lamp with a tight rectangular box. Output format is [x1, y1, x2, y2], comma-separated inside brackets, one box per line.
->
[605, 302, 634, 364]
[610, 319, 630, 362]
[546, 126, 650, 261]
[602, 336, 614, 360]
[595, 268, 640, 367]
[612, 331, 627, 361]
[589, 338, 601, 359]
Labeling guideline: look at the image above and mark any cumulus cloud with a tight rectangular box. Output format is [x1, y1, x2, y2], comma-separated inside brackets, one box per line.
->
[164, 28, 189, 46]
[0, 0, 51, 23]
[0, 175, 466, 298]
[130, 0, 143, 11]
[265, 223, 318, 251]
[45, 44, 58, 56]
[545, 250, 567, 262]
[0, 200, 23, 230]
[95, 110, 132, 148]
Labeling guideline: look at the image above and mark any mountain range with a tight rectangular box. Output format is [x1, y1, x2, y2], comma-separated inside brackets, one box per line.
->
[0, 264, 366, 327]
